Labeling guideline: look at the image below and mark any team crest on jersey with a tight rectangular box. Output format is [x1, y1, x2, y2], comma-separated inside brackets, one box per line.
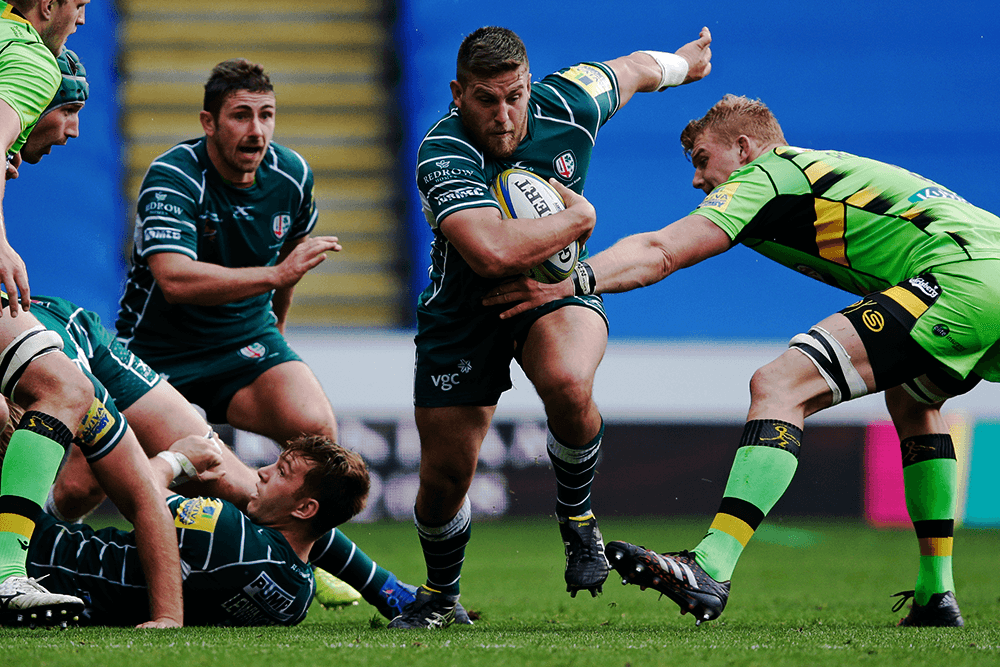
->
[174, 497, 223, 532]
[272, 213, 292, 240]
[553, 151, 577, 180]
[559, 64, 613, 98]
[239, 342, 268, 360]
[699, 182, 740, 212]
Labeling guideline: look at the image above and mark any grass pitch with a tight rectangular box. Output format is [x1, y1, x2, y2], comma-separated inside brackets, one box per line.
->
[3, 517, 998, 666]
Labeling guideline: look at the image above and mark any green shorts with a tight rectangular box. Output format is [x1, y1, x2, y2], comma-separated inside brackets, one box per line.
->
[853, 261, 1000, 383]
[135, 329, 301, 423]
[29, 296, 150, 462]
[414, 294, 607, 407]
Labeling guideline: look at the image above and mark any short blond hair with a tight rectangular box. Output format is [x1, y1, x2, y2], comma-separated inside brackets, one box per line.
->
[680, 94, 787, 159]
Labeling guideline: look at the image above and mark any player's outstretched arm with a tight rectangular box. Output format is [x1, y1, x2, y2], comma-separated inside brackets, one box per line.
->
[485, 212, 730, 318]
[604, 27, 712, 106]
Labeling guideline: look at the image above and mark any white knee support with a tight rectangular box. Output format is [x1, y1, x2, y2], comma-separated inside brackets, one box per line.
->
[788, 326, 868, 406]
[0, 325, 64, 398]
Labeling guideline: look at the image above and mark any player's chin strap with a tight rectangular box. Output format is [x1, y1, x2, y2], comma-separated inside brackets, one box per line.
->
[0, 325, 65, 398]
[638, 51, 689, 90]
[788, 326, 868, 406]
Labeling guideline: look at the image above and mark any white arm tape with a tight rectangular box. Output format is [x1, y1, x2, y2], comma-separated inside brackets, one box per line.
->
[638, 50, 689, 90]
[157, 450, 198, 488]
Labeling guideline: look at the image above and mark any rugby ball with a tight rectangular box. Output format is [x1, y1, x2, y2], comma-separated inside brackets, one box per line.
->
[490, 168, 580, 283]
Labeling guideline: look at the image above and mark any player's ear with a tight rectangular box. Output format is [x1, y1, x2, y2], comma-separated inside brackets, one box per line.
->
[291, 497, 319, 522]
[450, 80, 463, 108]
[40, 0, 55, 19]
[736, 135, 753, 164]
[199, 110, 216, 136]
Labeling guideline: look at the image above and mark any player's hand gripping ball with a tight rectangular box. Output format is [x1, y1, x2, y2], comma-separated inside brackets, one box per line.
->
[490, 168, 580, 283]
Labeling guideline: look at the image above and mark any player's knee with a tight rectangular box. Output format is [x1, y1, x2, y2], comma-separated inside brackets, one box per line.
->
[748, 362, 789, 405]
[535, 372, 594, 413]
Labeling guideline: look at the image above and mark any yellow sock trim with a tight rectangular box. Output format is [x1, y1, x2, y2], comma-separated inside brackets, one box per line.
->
[0, 513, 35, 539]
[709, 513, 754, 547]
[919, 536, 953, 557]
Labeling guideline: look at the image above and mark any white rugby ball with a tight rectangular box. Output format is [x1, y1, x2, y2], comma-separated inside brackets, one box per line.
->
[489, 168, 580, 284]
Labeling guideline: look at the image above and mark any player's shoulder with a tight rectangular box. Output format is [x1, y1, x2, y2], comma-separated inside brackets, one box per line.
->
[168, 494, 239, 533]
[417, 108, 485, 179]
[263, 141, 312, 181]
[537, 62, 617, 100]
[143, 138, 207, 183]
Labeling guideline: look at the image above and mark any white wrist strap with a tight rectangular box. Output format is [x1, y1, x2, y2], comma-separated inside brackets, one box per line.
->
[157, 450, 198, 488]
[639, 50, 689, 90]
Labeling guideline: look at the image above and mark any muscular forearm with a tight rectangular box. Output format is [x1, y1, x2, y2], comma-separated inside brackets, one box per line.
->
[131, 492, 184, 625]
[154, 259, 280, 306]
[589, 231, 673, 294]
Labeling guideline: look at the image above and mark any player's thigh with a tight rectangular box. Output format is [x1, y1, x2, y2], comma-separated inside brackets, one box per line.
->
[520, 304, 608, 394]
[1, 313, 92, 419]
[124, 380, 212, 455]
[226, 360, 336, 442]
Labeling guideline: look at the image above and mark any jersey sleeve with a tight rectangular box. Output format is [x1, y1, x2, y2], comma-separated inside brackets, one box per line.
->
[415, 117, 498, 229]
[544, 61, 621, 132]
[284, 147, 318, 241]
[133, 145, 205, 260]
[0, 40, 60, 154]
[689, 165, 780, 242]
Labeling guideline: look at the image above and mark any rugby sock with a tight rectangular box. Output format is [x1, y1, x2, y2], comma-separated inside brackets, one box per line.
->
[415, 496, 471, 596]
[901, 434, 957, 605]
[547, 420, 603, 520]
[693, 419, 802, 582]
[0, 412, 73, 580]
[308, 528, 391, 606]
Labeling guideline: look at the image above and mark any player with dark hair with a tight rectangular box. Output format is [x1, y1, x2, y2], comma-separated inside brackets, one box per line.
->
[0, 3, 184, 628]
[396, 25, 713, 628]
[487, 93, 1000, 627]
[115, 58, 340, 448]
[26, 434, 373, 626]
[33, 292, 464, 621]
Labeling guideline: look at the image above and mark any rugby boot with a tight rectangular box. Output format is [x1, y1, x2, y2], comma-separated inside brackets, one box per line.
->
[559, 512, 609, 597]
[892, 590, 965, 627]
[387, 585, 458, 629]
[0, 575, 85, 628]
[607, 541, 730, 626]
[312, 567, 361, 609]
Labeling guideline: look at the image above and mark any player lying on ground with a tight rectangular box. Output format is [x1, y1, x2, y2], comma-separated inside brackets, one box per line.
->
[29, 294, 466, 621]
[485, 94, 1000, 627]
[24, 432, 368, 626]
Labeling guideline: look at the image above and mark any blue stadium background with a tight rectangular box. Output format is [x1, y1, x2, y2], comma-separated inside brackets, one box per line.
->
[7, 0, 998, 340]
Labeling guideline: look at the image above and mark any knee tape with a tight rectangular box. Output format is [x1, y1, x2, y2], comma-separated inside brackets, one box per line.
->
[0, 326, 64, 398]
[788, 326, 868, 406]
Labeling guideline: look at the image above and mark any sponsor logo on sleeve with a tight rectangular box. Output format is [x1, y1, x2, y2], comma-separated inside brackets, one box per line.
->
[698, 182, 741, 213]
[77, 398, 115, 446]
[558, 64, 613, 98]
[433, 186, 485, 206]
[143, 227, 183, 242]
[174, 497, 224, 532]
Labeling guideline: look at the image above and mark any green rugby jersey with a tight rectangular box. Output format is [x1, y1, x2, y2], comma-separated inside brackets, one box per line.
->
[694, 146, 1000, 295]
[27, 495, 315, 626]
[0, 2, 59, 155]
[415, 62, 621, 321]
[116, 138, 317, 357]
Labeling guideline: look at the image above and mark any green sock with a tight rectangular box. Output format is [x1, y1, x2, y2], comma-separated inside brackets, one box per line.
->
[693, 420, 801, 581]
[901, 434, 957, 605]
[0, 420, 72, 580]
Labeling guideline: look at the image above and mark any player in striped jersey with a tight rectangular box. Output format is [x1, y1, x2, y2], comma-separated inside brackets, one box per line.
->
[488, 94, 999, 627]
[397, 25, 713, 628]
[24, 434, 369, 626]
